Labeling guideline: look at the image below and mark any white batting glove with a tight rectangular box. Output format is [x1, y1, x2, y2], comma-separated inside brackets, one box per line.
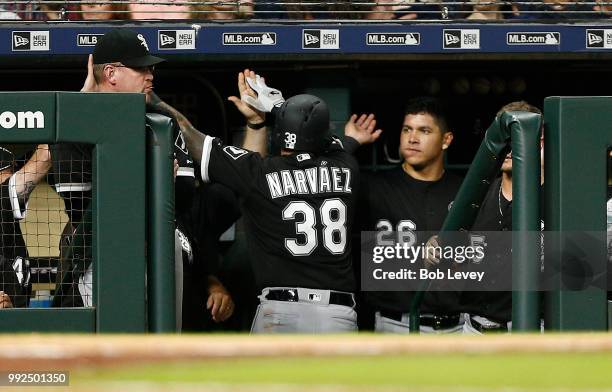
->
[243, 74, 284, 113]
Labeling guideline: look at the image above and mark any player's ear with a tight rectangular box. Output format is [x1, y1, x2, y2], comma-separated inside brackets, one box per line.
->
[442, 131, 453, 150]
[103, 64, 116, 85]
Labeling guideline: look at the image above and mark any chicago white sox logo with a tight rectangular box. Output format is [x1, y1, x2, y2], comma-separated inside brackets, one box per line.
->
[137, 34, 149, 51]
[176, 229, 193, 263]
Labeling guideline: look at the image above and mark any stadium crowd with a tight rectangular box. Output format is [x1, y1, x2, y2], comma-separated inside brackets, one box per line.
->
[0, 0, 611, 21]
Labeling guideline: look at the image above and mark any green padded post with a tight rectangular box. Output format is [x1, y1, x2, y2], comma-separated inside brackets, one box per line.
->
[510, 112, 542, 331]
[57, 92, 147, 332]
[544, 97, 608, 331]
[0, 92, 147, 332]
[409, 112, 542, 333]
[146, 113, 176, 332]
[0, 309, 95, 332]
[608, 301, 612, 330]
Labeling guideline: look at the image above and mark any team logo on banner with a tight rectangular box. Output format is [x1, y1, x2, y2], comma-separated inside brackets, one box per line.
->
[443, 29, 479, 49]
[12, 31, 50, 51]
[223, 32, 276, 45]
[77, 34, 104, 47]
[158, 30, 196, 50]
[302, 29, 339, 49]
[507, 32, 560, 45]
[586, 29, 612, 48]
[366, 33, 420, 46]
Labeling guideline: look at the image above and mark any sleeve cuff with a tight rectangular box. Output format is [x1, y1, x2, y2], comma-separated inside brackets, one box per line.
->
[177, 167, 195, 178]
[8, 174, 26, 220]
[200, 135, 214, 183]
[342, 136, 361, 155]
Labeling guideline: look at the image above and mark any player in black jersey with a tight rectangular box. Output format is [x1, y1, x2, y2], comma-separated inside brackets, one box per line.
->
[352, 97, 464, 333]
[172, 121, 238, 329]
[149, 71, 364, 333]
[0, 145, 51, 308]
[460, 101, 543, 333]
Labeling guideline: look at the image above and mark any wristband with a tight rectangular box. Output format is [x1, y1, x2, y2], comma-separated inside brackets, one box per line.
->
[247, 121, 266, 130]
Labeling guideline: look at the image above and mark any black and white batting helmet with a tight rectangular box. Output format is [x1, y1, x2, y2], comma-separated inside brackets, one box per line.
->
[273, 94, 330, 153]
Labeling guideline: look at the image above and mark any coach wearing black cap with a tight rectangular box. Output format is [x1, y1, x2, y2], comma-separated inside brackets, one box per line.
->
[82, 28, 165, 97]
[72, 29, 237, 329]
[50, 28, 166, 309]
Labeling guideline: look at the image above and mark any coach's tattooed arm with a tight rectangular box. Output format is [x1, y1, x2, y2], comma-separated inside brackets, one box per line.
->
[147, 91, 205, 165]
[147, 68, 268, 164]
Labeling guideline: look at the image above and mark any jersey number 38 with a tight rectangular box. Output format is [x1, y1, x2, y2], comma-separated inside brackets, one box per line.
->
[282, 198, 347, 256]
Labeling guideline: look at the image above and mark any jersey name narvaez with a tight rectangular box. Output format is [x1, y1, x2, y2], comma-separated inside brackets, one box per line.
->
[265, 166, 352, 199]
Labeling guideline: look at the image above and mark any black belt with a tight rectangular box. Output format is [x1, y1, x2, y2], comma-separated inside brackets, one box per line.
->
[265, 289, 354, 307]
[469, 316, 508, 333]
[380, 310, 461, 330]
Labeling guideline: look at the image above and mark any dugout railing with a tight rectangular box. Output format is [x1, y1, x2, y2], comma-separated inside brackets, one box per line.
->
[410, 98, 610, 332]
[0, 92, 149, 332]
[543, 97, 609, 331]
[409, 109, 543, 332]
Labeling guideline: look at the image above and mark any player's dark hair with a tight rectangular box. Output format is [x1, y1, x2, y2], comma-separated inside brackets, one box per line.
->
[403, 97, 449, 133]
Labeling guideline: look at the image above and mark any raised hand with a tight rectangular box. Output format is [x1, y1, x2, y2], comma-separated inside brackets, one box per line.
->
[241, 71, 284, 113]
[344, 113, 383, 145]
[80, 54, 98, 92]
[228, 68, 265, 124]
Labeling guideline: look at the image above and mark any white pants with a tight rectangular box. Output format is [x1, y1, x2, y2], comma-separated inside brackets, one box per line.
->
[77, 263, 93, 307]
[174, 229, 184, 332]
[462, 315, 548, 334]
[251, 287, 357, 334]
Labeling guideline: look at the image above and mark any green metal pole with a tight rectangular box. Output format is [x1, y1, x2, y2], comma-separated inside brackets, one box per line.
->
[146, 113, 176, 332]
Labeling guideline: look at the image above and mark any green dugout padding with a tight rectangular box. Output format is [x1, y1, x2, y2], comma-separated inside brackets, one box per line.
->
[146, 113, 176, 333]
[544, 97, 609, 331]
[0, 92, 146, 332]
[409, 111, 542, 332]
